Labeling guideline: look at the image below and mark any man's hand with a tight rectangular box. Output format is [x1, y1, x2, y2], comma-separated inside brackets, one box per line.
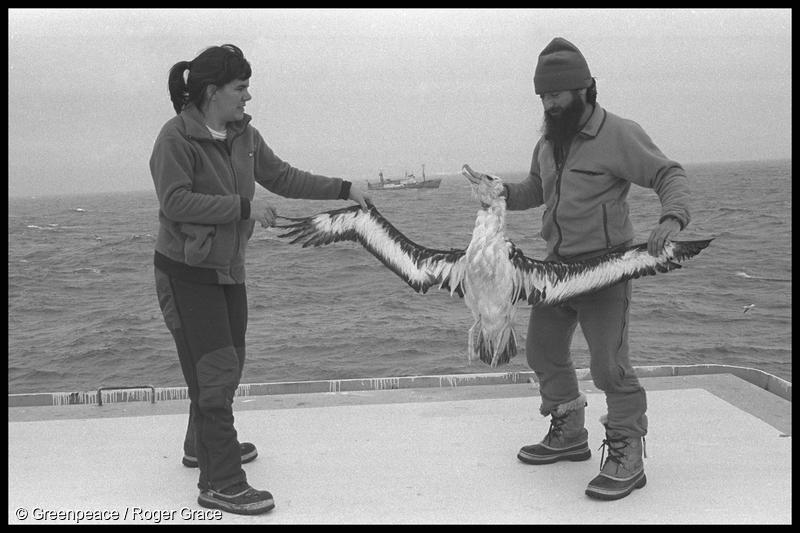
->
[648, 217, 682, 256]
[348, 183, 371, 211]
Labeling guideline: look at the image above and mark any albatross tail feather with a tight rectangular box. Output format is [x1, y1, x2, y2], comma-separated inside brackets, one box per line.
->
[469, 321, 518, 367]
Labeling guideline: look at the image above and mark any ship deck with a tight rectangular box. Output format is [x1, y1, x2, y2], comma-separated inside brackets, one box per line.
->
[7, 365, 792, 524]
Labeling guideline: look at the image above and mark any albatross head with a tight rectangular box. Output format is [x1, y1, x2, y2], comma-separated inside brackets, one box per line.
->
[462, 164, 505, 208]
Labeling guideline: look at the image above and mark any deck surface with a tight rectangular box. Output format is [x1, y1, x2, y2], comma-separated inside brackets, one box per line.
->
[8, 372, 792, 524]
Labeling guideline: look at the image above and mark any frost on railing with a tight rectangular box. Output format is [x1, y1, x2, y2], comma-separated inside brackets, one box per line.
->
[9, 365, 790, 408]
[157, 387, 191, 401]
[49, 386, 186, 406]
[51, 391, 94, 406]
[368, 377, 402, 390]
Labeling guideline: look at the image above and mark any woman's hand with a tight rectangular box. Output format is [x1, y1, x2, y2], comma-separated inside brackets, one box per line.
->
[251, 199, 278, 228]
[348, 183, 372, 211]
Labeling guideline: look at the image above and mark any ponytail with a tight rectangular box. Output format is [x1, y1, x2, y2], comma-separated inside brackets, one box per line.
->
[166, 44, 252, 116]
[168, 60, 192, 115]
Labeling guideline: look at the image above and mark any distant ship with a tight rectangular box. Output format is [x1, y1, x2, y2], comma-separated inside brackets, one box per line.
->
[367, 164, 442, 190]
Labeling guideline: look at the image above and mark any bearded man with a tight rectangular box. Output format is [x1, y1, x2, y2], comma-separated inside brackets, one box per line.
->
[501, 37, 692, 500]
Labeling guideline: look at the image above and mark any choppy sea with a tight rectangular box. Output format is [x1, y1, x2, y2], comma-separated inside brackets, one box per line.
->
[8, 159, 792, 394]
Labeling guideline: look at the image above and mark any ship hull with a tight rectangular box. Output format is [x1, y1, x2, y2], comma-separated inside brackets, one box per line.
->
[368, 178, 442, 190]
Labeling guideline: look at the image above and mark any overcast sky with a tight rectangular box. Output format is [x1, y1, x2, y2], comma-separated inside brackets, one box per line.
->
[8, 8, 792, 197]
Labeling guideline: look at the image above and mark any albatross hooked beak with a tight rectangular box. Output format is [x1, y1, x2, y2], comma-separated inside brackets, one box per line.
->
[462, 164, 504, 209]
[461, 164, 495, 185]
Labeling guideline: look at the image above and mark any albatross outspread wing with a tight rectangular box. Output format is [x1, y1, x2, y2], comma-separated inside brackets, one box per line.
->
[510, 239, 714, 306]
[276, 201, 713, 369]
[276, 203, 467, 296]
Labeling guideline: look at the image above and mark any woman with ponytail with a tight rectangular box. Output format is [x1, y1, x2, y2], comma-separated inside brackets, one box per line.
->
[150, 44, 370, 515]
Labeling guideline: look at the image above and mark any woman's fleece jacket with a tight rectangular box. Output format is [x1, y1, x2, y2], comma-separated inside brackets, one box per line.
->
[150, 104, 349, 284]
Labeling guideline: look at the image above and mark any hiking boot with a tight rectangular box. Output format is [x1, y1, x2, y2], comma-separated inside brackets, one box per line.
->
[183, 442, 258, 468]
[585, 419, 647, 500]
[197, 481, 275, 515]
[518, 393, 591, 465]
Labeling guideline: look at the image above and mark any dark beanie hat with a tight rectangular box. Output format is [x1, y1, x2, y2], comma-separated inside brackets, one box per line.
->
[534, 37, 592, 95]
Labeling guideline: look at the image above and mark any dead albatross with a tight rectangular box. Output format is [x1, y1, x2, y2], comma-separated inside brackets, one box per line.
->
[275, 165, 712, 367]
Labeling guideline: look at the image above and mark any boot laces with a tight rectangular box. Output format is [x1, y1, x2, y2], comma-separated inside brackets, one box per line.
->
[597, 435, 647, 469]
[597, 435, 627, 469]
[545, 412, 568, 445]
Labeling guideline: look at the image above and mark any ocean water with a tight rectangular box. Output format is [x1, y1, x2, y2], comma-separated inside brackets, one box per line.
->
[8, 159, 792, 394]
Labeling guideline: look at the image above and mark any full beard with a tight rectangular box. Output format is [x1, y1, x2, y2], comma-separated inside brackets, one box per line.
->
[540, 94, 586, 147]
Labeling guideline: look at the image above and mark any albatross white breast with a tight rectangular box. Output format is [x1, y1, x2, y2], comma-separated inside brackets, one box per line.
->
[276, 164, 712, 368]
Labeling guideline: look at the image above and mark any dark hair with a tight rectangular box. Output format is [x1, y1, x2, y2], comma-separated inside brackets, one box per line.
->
[586, 78, 597, 105]
[168, 44, 252, 115]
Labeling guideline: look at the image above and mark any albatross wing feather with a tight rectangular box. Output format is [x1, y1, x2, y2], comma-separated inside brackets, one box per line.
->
[276, 204, 467, 296]
[275, 192, 712, 370]
[510, 238, 714, 306]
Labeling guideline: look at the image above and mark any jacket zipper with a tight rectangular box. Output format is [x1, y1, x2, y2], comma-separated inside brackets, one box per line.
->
[551, 144, 569, 258]
[220, 139, 240, 271]
[226, 128, 250, 276]
[602, 204, 611, 248]
[189, 129, 247, 278]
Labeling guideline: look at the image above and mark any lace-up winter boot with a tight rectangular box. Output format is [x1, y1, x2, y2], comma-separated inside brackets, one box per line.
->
[585, 416, 647, 500]
[518, 393, 591, 465]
